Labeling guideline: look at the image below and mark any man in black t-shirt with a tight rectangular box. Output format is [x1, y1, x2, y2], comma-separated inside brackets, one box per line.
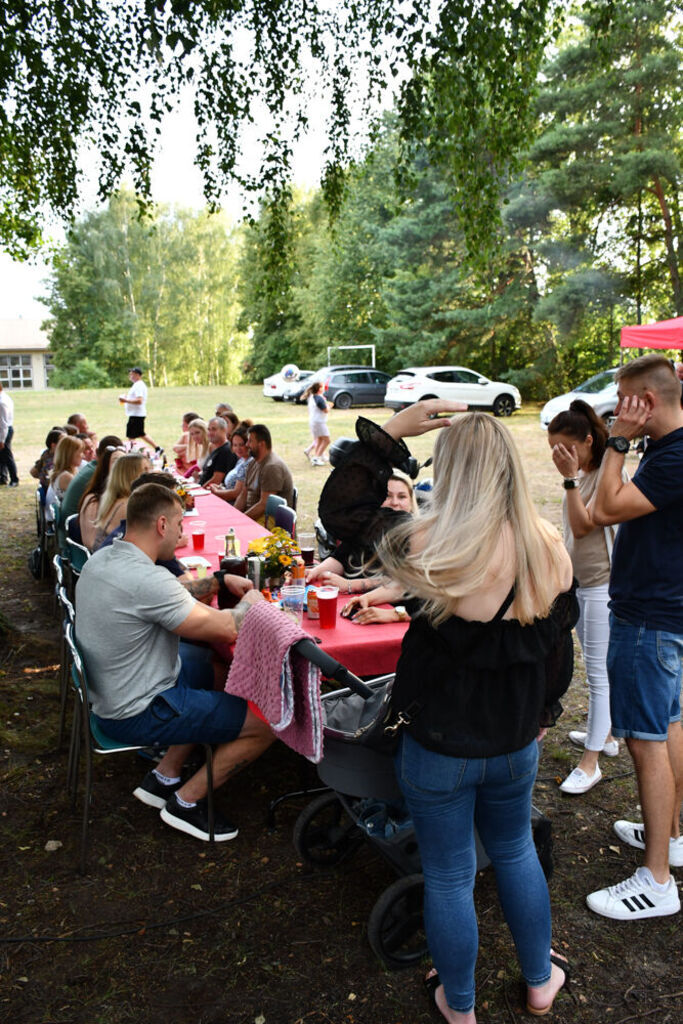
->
[198, 417, 236, 487]
[587, 355, 683, 922]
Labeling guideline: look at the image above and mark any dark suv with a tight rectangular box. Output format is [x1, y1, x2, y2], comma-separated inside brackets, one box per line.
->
[284, 365, 391, 408]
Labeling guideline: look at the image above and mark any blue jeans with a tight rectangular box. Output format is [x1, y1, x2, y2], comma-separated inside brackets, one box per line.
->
[395, 733, 551, 1013]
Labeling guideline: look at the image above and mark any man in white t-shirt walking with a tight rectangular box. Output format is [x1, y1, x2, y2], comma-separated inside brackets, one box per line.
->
[0, 381, 19, 486]
[118, 367, 161, 453]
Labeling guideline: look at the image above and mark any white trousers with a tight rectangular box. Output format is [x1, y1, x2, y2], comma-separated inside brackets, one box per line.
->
[575, 583, 612, 751]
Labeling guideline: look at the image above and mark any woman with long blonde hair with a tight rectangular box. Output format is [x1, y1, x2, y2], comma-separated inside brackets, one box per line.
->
[48, 435, 84, 502]
[92, 451, 148, 550]
[319, 401, 577, 1023]
[183, 418, 210, 476]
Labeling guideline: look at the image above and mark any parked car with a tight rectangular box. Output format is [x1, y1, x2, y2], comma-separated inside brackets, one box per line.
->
[539, 369, 618, 429]
[262, 368, 314, 401]
[384, 366, 522, 416]
[285, 365, 392, 408]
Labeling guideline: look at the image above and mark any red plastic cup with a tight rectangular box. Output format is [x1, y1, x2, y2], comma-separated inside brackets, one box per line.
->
[191, 521, 206, 551]
[317, 585, 339, 629]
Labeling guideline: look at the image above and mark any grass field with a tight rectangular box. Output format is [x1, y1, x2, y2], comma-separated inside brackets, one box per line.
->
[8, 385, 579, 539]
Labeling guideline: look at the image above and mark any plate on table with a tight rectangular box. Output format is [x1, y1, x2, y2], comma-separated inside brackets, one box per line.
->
[183, 509, 199, 517]
[179, 555, 212, 569]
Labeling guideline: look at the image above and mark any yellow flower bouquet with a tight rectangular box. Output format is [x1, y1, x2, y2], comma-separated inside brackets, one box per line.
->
[247, 528, 301, 578]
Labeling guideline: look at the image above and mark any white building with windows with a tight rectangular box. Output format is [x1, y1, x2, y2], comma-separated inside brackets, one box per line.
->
[0, 319, 54, 390]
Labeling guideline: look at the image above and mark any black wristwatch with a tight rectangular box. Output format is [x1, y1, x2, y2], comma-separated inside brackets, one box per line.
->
[606, 436, 630, 454]
[563, 478, 578, 490]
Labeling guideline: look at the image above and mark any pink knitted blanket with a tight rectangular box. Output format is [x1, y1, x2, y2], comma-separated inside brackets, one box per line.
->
[225, 601, 324, 762]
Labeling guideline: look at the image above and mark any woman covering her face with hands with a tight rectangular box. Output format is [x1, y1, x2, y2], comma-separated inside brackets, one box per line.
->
[547, 399, 625, 794]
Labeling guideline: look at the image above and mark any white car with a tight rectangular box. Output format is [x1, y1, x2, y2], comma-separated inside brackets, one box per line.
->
[262, 368, 314, 401]
[540, 369, 618, 429]
[385, 366, 522, 416]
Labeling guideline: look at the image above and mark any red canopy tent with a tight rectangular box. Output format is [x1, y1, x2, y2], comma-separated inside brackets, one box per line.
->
[620, 316, 683, 350]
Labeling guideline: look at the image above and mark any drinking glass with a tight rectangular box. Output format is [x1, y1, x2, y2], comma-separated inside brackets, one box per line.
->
[317, 585, 339, 629]
[281, 585, 305, 626]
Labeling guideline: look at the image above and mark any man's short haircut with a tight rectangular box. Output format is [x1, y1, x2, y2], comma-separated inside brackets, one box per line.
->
[67, 413, 85, 426]
[127, 483, 183, 529]
[215, 402, 233, 414]
[130, 472, 177, 492]
[209, 416, 228, 432]
[182, 410, 200, 425]
[248, 424, 272, 449]
[62, 423, 78, 436]
[97, 434, 124, 456]
[617, 354, 681, 406]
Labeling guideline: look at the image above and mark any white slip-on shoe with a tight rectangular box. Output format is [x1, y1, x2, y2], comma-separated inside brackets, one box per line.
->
[586, 868, 680, 920]
[559, 764, 602, 795]
[568, 730, 619, 757]
[614, 820, 683, 867]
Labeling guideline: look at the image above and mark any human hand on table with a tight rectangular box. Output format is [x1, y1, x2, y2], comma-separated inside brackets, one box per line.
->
[340, 594, 372, 618]
[223, 574, 254, 598]
[383, 399, 467, 440]
[348, 605, 404, 625]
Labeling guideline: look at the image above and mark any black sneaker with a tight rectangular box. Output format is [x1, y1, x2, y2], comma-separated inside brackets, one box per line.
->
[133, 770, 182, 809]
[160, 793, 239, 842]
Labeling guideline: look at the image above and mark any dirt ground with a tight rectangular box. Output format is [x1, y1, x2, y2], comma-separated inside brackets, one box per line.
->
[1, 485, 681, 1024]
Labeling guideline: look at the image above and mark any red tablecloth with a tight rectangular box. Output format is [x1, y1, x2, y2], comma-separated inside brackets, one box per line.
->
[176, 490, 408, 678]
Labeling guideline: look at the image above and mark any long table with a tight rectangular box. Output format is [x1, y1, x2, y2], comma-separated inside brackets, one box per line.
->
[174, 488, 408, 677]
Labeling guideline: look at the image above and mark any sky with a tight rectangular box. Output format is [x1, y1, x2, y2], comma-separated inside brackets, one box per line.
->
[0, 88, 337, 322]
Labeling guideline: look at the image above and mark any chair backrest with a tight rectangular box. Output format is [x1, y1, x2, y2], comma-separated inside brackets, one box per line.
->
[265, 493, 287, 528]
[274, 504, 297, 538]
[58, 585, 76, 626]
[65, 513, 83, 545]
[53, 553, 64, 588]
[290, 486, 298, 512]
[66, 535, 91, 573]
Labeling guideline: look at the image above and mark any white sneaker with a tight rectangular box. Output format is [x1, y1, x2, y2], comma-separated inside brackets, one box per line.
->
[311, 457, 324, 466]
[586, 868, 680, 920]
[568, 730, 619, 757]
[559, 764, 602, 795]
[613, 820, 683, 868]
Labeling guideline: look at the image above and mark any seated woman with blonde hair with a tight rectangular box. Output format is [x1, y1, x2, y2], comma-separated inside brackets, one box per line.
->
[91, 451, 148, 551]
[172, 411, 201, 474]
[182, 418, 210, 478]
[45, 435, 85, 517]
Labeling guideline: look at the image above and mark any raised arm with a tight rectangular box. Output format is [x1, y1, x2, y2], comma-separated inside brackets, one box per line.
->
[592, 396, 655, 525]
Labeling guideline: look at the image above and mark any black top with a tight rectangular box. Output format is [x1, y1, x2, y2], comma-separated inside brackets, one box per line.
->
[319, 417, 578, 758]
[199, 443, 237, 486]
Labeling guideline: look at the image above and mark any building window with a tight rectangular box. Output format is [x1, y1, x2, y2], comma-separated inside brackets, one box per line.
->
[0, 353, 33, 388]
[44, 352, 55, 386]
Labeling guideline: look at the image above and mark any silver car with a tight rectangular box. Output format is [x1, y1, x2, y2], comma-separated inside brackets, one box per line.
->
[539, 369, 618, 429]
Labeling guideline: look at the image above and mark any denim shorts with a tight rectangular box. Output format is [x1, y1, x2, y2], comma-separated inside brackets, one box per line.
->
[607, 613, 683, 740]
[92, 641, 247, 746]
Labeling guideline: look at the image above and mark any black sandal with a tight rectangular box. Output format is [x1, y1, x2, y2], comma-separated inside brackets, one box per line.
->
[526, 952, 571, 1016]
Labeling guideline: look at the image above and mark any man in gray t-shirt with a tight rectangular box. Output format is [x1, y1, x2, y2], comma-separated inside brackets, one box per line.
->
[76, 483, 273, 842]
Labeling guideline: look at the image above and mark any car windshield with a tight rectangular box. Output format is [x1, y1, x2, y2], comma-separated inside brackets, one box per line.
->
[574, 371, 616, 394]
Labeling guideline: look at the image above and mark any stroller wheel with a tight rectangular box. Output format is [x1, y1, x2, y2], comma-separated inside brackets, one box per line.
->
[293, 792, 363, 867]
[367, 873, 427, 970]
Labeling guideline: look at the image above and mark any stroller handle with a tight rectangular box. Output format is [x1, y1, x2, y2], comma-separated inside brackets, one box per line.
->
[293, 638, 374, 699]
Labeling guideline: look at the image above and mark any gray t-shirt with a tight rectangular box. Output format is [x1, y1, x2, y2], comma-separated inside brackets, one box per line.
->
[75, 538, 195, 719]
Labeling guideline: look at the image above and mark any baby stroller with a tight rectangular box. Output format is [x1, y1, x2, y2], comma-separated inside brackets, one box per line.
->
[291, 641, 554, 971]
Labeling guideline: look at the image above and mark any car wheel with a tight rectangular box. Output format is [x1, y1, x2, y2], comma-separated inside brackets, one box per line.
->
[272, 396, 284, 402]
[334, 392, 353, 410]
[419, 394, 438, 402]
[492, 394, 515, 417]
